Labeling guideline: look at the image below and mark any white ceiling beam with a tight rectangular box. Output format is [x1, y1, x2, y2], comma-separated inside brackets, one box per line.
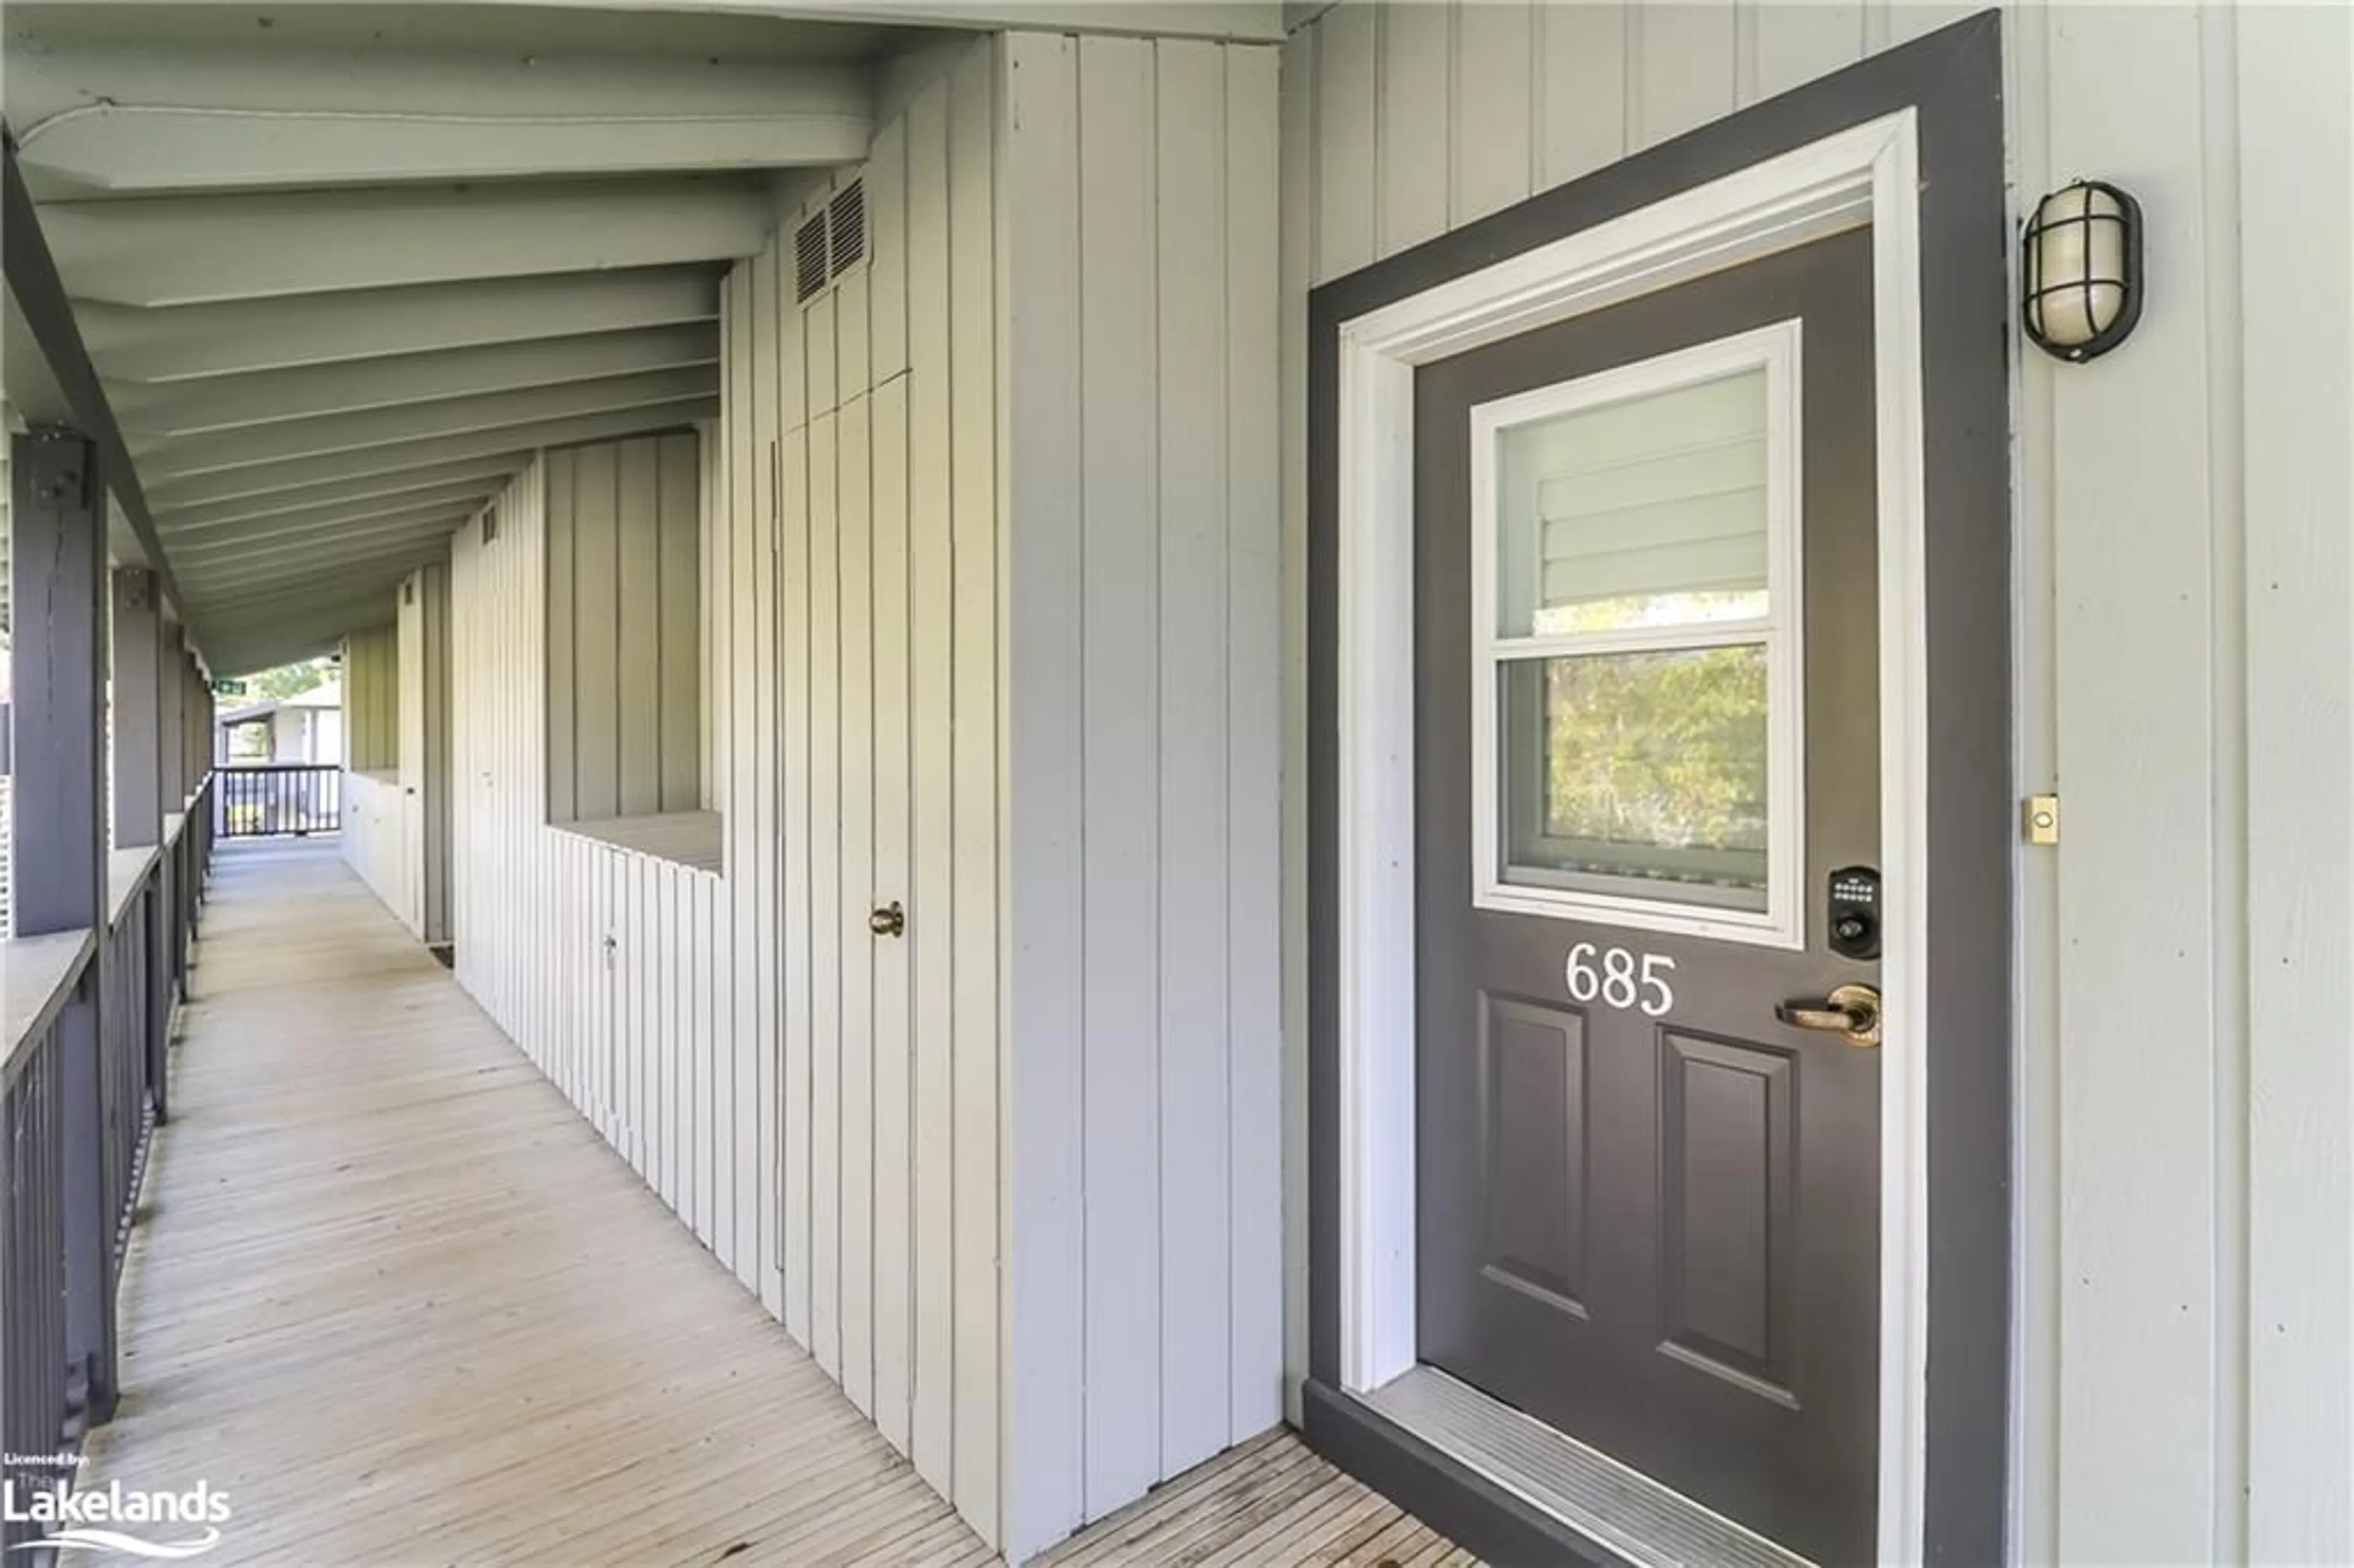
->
[114, 324, 722, 440]
[5, 0, 1282, 44]
[148, 401, 717, 511]
[172, 503, 480, 558]
[156, 459, 519, 532]
[201, 595, 406, 658]
[183, 535, 463, 596]
[13, 48, 872, 196]
[46, 178, 775, 308]
[21, 107, 866, 199]
[80, 268, 720, 383]
[201, 595, 405, 674]
[174, 511, 468, 572]
[159, 482, 506, 542]
[208, 635, 354, 679]
[178, 544, 463, 603]
[191, 578, 405, 622]
[135, 369, 715, 477]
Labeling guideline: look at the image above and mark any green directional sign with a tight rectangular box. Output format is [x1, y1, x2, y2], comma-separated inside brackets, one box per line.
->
[213, 678, 249, 698]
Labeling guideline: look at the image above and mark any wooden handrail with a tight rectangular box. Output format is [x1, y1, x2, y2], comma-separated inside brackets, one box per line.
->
[109, 845, 161, 933]
[1, 928, 94, 1095]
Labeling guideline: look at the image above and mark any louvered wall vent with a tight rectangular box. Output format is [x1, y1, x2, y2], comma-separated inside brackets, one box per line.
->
[793, 179, 870, 307]
[828, 180, 867, 275]
[794, 211, 830, 303]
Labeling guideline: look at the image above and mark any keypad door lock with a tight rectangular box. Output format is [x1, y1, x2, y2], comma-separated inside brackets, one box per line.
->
[1827, 866, 1881, 961]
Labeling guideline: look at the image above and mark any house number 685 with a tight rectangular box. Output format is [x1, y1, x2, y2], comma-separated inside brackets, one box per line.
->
[1564, 942, 1676, 1018]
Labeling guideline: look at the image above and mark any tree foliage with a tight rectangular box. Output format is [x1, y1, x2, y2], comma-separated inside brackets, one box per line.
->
[246, 656, 335, 702]
[1526, 644, 1769, 888]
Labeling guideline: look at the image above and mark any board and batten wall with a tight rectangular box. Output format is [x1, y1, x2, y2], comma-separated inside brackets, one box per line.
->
[544, 432, 701, 826]
[446, 34, 1013, 1553]
[341, 621, 397, 774]
[744, 32, 1005, 1543]
[441, 28, 1291, 1558]
[340, 618, 405, 911]
[340, 769, 405, 915]
[996, 30, 1286, 1560]
[395, 561, 453, 944]
[1276, 3, 2353, 1564]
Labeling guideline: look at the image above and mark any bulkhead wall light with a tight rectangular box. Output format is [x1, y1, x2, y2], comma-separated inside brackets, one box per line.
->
[2022, 179, 2143, 362]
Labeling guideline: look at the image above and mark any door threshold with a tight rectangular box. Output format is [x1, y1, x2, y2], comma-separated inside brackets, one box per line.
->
[1357, 1366, 1811, 1568]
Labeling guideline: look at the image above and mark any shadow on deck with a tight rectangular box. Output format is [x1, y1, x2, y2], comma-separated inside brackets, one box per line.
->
[83, 839, 1464, 1566]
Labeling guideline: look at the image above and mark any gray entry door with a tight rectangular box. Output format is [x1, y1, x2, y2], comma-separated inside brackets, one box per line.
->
[1414, 229, 1881, 1566]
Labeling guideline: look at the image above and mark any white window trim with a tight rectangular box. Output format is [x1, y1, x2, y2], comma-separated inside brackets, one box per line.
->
[1466, 322, 1806, 949]
[1333, 108, 1931, 1566]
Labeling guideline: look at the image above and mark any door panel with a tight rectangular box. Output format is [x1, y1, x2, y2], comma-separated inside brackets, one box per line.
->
[1658, 1029, 1796, 1399]
[1476, 995, 1588, 1316]
[1415, 229, 1880, 1565]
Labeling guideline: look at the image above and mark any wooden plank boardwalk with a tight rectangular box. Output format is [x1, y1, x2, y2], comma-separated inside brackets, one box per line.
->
[83, 839, 1464, 1567]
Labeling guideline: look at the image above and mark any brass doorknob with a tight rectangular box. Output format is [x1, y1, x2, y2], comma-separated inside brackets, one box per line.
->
[869, 901, 906, 938]
[1775, 983, 1882, 1049]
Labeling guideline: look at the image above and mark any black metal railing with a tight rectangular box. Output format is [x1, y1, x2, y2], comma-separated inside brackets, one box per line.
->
[98, 875, 156, 1275]
[3, 953, 76, 1555]
[2, 773, 213, 1554]
[173, 777, 215, 992]
[215, 763, 339, 840]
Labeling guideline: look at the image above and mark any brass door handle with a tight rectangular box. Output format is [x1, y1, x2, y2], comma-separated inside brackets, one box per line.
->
[1775, 983, 1881, 1049]
[869, 901, 906, 938]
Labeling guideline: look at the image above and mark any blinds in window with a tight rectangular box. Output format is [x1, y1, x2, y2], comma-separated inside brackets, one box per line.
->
[1503, 368, 1769, 634]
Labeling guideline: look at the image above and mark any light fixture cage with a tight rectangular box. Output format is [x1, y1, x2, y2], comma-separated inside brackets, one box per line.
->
[2021, 178, 2143, 362]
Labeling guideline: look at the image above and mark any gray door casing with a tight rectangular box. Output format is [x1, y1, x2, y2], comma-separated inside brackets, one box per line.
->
[1303, 17, 2010, 1566]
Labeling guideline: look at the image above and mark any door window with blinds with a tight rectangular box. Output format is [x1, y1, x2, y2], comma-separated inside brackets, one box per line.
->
[1468, 322, 1806, 948]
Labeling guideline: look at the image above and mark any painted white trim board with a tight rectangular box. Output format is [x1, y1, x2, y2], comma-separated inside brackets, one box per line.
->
[1465, 321, 1806, 950]
[1331, 108, 1930, 1565]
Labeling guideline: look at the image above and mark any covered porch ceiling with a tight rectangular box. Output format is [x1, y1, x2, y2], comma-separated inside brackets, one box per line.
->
[3, 2, 913, 676]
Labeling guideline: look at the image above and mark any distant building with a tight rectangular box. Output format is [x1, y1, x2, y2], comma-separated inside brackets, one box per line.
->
[216, 679, 344, 766]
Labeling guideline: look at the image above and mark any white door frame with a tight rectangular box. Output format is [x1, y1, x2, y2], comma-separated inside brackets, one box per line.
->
[1332, 109, 1932, 1564]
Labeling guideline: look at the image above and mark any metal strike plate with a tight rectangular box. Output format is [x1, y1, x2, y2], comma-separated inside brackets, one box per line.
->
[2022, 794, 2060, 846]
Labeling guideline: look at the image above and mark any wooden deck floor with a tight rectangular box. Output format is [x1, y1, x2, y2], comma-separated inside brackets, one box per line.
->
[83, 839, 1463, 1566]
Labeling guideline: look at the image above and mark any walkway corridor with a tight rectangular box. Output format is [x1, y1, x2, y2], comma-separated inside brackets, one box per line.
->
[83, 840, 1461, 1566]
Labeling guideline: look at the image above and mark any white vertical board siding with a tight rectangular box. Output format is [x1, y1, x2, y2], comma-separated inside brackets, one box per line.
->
[446, 452, 755, 1340]
[338, 768, 406, 914]
[943, 40, 1002, 1548]
[341, 622, 399, 772]
[2044, 11, 2221, 1561]
[543, 433, 703, 823]
[902, 61, 959, 1499]
[1222, 39, 1287, 1479]
[1000, 32, 1285, 1561]
[1279, 2, 2354, 1561]
[2237, 12, 2353, 1566]
[421, 562, 454, 945]
[763, 40, 1006, 1540]
[340, 618, 405, 908]
[398, 573, 425, 932]
[380, 559, 456, 945]
[444, 34, 1015, 1556]
[750, 238, 783, 1316]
